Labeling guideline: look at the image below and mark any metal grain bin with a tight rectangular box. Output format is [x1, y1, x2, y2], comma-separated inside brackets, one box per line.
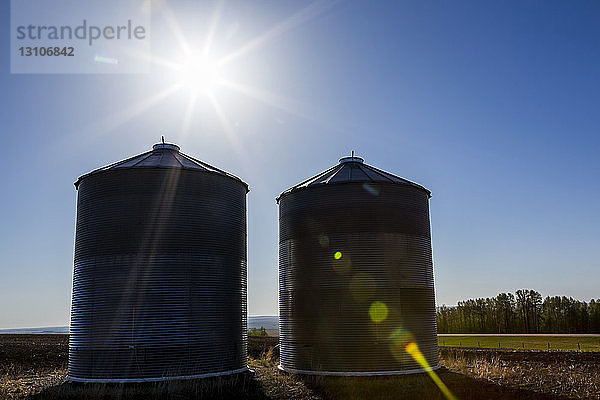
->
[277, 155, 439, 375]
[69, 142, 249, 382]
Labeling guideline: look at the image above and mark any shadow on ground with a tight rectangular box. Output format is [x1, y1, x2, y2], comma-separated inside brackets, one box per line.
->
[296, 367, 574, 400]
[22, 365, 576, 400]
[25, 372, 273, 400]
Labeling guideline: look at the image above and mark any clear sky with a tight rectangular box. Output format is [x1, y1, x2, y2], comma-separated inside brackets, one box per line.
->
[1, 1, 599, 329]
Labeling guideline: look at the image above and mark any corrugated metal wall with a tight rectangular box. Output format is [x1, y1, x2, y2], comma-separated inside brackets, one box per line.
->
[279, 182, 439, 374]
[70, 167, 248, 382]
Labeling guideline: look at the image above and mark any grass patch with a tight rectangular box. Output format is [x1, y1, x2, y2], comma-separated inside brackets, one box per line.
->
[438, 335, 600, 351]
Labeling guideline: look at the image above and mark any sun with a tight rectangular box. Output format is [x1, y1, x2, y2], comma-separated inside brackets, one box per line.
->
[175, 53, 222, 94]
[106, 1, 337, 150]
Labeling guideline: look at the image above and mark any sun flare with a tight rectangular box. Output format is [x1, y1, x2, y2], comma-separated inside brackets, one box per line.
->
[175, 53, 222, 94]
[104, 0, 336, 150]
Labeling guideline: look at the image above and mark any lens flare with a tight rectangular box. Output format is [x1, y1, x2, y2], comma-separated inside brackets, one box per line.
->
[369, 301, 388, 323]
[318, 235, 329, 248]
[405, 341, 458, 400]
[349, 273, 375, 302]
[332, 251, 351, 274]
[389, 328, 414, 362]
[94, 55, 119, 64]
[362, 183, 380, 196]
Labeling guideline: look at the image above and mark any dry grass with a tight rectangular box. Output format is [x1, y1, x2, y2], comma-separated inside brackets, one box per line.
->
[0, 335, 68, 399]
[249, 359, 320, 400]
[1, 367, 67, 399]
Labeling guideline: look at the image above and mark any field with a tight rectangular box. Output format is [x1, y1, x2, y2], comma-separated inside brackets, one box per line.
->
[1, 334, 599, 399]
[438, 335, 600, 351]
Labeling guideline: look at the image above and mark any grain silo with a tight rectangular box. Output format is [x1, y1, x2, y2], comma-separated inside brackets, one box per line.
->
[69, 141, 249, 382]
[277, 155, 439, 375]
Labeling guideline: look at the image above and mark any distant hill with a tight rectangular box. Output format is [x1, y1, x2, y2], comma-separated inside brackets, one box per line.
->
[0, 316, 279, 335]
[248, 316, 279, 330]
[0, 326, 69, 334]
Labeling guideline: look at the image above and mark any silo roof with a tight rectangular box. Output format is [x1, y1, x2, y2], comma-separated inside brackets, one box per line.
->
[75, 142, 248, 191]
[277, 155, 430, 201]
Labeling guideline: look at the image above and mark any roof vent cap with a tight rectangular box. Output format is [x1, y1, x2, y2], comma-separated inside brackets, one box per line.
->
[153, 143, 180, 151]
[339, 156, 364, 164]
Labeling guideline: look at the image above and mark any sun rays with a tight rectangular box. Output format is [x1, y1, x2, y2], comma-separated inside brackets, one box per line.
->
[94, 0, 337, 152]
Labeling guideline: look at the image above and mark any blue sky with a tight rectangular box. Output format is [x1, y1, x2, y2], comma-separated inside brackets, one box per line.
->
[1, 0, 599, 329]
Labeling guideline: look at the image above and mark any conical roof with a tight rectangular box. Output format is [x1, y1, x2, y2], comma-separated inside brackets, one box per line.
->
[75, 142, 248, 190]
[277, 155, 430, 201]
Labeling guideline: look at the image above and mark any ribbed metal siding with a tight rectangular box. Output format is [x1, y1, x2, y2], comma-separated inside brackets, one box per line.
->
[69, 168, 248, 381]
[278, 182, 438, 374]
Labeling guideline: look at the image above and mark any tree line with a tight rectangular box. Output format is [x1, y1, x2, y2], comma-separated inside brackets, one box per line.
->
[437, 290, 600, 334]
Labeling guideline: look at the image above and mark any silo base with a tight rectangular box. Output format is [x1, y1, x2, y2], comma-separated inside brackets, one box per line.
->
[277, 364, 441, 376]
[67, 366, 250, 383]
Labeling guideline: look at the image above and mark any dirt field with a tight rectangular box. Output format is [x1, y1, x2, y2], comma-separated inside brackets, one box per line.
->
[1, 334, 598, 399]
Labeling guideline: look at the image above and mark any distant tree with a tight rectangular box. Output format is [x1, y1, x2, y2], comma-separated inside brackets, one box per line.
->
[248, 326, 268, 336]
[474, 298, 487, 332]
[529, 290, 543, 333]
[495, 293, 516, 333]
[515, 289, 530, 332]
